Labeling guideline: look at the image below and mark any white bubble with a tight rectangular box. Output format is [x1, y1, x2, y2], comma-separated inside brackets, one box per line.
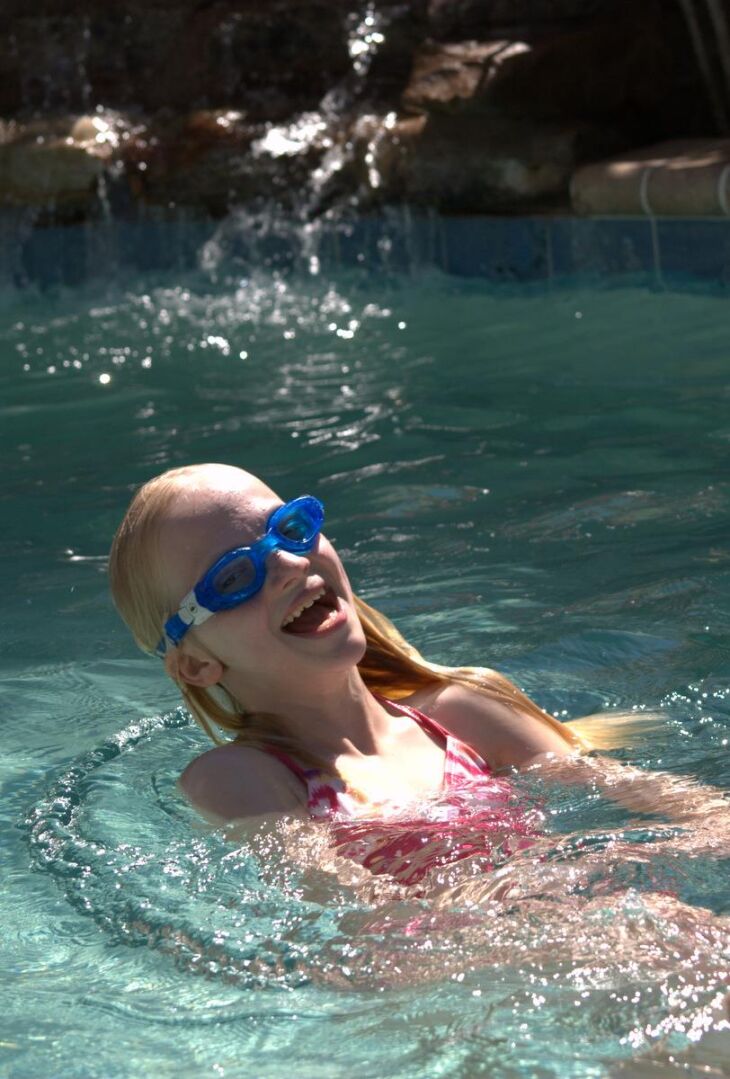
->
[99, 373, 111, 385]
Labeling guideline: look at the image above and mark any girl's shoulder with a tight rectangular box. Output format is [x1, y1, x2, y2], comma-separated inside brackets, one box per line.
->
[178, 741, 308, 824]
[401, 680, 487, 721]
[402, 681, 574, 769]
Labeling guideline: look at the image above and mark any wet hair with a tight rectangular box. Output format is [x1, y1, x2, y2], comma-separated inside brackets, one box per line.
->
[109, 465, 633, 772]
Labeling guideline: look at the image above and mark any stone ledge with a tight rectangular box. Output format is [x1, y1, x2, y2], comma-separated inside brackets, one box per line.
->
[571, 140, 730, 216]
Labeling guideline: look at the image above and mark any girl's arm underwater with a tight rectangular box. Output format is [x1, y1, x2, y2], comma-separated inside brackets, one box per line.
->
[418, 681, 730, 841]
[534, 750, 730, 833]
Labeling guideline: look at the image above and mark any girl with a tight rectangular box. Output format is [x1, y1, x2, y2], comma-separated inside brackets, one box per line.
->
[108, 462, 729, 887]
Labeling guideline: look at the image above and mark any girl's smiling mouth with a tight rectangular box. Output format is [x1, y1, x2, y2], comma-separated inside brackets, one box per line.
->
[280, 586, 346, 636]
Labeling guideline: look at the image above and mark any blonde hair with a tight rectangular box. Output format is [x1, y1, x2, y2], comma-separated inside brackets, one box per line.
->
[109, 466, 639, 770]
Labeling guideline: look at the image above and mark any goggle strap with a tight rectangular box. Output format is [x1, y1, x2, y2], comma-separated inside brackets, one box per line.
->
[165, 611, 193, 646]
[177, 589, 215, 629]
[161, 592, 215, 651]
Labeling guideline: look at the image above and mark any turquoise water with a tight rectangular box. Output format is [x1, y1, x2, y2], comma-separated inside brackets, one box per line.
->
[3, 247, 730, 1077]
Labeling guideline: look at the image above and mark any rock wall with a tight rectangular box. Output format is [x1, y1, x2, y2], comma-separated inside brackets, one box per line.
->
[0, 0, 721, 221]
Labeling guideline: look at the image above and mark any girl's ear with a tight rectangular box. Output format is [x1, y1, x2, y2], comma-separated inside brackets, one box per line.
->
[166, 647, 224, 688]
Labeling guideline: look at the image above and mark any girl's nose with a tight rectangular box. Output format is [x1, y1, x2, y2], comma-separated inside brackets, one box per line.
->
[265, 547, 311, 591]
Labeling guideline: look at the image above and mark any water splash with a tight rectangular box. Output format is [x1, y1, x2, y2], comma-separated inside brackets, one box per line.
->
[24, 704, 730, 1056]
[347, 3, 387, 78]
[236, 1, 399, 243]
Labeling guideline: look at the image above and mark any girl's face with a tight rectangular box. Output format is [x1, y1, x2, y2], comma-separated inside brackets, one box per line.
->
[157, 466, 366, 707]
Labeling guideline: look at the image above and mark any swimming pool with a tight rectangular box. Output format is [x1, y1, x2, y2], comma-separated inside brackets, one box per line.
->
[3, 215, 729, 1077]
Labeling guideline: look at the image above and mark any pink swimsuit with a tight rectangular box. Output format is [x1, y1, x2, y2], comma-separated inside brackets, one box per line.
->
[268, 698, 541, 887]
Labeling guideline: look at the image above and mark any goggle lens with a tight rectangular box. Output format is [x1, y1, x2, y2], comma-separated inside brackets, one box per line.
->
[274, 504, 319, 545]
[211, 554, 257, 596]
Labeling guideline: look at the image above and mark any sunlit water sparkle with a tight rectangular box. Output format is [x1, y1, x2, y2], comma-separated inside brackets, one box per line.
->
[2, 255, 730, 1077]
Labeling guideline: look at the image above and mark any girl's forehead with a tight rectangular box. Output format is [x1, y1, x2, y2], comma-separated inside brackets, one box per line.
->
[158, 475, 281, 588]
[183, 486, 275, 522]
[170, 470, 279, 524]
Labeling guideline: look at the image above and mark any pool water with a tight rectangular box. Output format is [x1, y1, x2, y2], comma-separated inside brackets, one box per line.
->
[2, 242, 730, 1078]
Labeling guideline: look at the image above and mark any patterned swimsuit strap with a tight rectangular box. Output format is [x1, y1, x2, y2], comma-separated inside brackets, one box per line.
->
[377, 694, 493, 781]
[372, 693, 452, 746]
[265, 747, 317, 783]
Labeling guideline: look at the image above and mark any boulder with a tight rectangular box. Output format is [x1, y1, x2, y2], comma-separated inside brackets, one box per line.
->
[122, 109, 343, 213]
[122, 110, 259, 213]
[0, 2, 352, 121]
[402, 39, 531, 114]
[426, 0, 603, 42]
[393, 115, 574, 211]
[374, 37, 582, 211]
[348, 108, 576, 212]
[0, 112, 122, 209]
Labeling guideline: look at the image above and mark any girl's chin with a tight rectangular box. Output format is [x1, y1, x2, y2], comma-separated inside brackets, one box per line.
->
[281, 612, 367, 664]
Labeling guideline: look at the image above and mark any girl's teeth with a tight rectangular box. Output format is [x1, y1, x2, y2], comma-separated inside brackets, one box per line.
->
[282, 588, 326, 627]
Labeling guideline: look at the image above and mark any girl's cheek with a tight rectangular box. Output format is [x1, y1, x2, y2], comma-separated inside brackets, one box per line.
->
[207, 604, 264, 652]
[319, 538, 349, 582]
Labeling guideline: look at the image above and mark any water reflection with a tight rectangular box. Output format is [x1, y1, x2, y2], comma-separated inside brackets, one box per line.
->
[25, 707, 729, 1073]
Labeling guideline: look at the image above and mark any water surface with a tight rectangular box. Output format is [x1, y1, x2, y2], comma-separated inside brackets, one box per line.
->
[2, 252, 729, 1077]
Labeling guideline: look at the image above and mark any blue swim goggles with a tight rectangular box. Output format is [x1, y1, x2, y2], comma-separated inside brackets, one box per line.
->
[156, 495, 324, 656]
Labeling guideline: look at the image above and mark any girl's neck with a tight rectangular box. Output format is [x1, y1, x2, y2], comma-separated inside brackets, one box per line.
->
[225, 667, 397, 761]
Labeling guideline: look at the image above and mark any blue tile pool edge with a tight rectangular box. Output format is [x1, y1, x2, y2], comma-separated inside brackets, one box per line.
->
[2, 209, 730, 291]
